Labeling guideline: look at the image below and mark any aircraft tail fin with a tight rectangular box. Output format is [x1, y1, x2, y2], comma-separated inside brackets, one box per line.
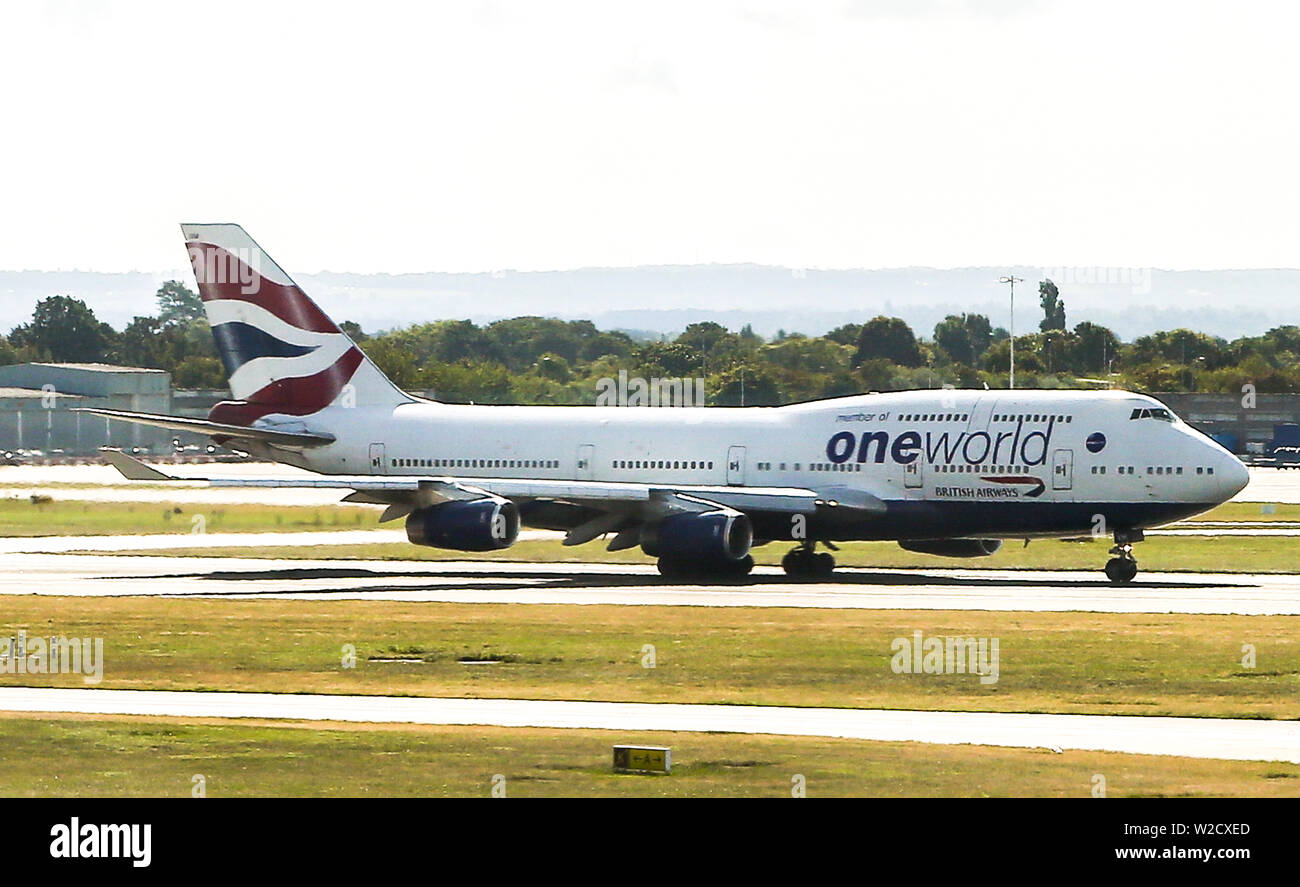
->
[180, 223, 415, 426]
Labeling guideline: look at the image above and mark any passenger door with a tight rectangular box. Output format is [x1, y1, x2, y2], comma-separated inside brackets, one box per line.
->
[368, 443, 386, 475]
[576, 444, 595, 480]
[726, 445, 746, 485]
[1052, 448, 1073, 490]
[903, 459, 922, 489]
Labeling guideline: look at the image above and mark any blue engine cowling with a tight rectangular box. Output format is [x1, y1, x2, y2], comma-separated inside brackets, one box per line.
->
[405, 498, 520, 551]
[640, 509, 753, 562]
[898, 539, 1002, 558]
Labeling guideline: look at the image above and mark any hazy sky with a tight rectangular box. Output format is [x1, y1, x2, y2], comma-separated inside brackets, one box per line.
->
[2, 1, 1297, 274]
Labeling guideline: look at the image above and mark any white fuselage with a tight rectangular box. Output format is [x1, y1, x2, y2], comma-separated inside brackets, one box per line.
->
[279, 388, 1247, 541]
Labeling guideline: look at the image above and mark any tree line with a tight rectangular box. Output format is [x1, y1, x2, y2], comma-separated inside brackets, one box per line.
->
[4, 279, 1300, 404]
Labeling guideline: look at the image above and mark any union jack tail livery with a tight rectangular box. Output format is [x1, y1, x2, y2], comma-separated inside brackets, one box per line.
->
[181, 223, 411, 426]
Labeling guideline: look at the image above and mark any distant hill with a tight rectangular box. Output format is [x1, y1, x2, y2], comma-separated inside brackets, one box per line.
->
[2, 265, 1296, 341]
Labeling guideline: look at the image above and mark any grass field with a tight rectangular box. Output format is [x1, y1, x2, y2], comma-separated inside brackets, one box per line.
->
[2, 597, 1296, 719]
[4, 497, 1298, 796]
[1, 713, 1295, 797]
[0, 498, 380, 536]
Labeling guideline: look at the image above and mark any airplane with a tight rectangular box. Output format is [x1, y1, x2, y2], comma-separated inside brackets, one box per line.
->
[87, 223, 1251, 584]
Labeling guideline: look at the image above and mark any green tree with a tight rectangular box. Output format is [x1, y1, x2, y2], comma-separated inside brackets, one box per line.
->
[486, 316, 596, 371]
[581, 330, 635, 362]
[362, 337, 423, 390]
[933, 313, 993, 367]
[116, 316, 167, 368]
[534, 352, 572, 382]
[425, 360, 514, 403]
[171, 355, 226, 388]
[1039, 279, 1066, 332]
[339, 320, 368, 342]
[676, 321, 742, 373]
[710, 364, 782, 406]
[156, 281, 204, 327]
[852, 316, 923, 368]
[9, 295, 117, 362]
[636, 341, 700, 378]
[825, 323, 863, 347]
[1068, 321, 1121, 375]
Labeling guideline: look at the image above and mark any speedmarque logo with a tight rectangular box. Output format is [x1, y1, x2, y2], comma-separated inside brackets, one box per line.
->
[49, 817, 151, 868]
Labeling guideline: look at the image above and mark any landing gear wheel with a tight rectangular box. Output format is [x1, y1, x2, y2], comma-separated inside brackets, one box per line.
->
[657, 555, 754, 580]
[813, 552, 836, 577]
[1104, 556, 1138, 583]
[723, 555, 755, 578]
[1105, 536, 1140, 584]
[656, 557, 692, 579]
[782, 547, 836, 578]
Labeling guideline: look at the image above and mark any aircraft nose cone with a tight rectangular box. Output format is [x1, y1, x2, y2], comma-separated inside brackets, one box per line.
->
[1219, 454, 1250, 499]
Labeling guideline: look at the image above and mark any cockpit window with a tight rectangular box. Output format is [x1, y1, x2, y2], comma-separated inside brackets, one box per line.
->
[1129, 407, 1176, 422]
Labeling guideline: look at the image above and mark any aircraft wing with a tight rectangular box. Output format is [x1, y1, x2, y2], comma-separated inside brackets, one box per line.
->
[100, 449, 886, 534]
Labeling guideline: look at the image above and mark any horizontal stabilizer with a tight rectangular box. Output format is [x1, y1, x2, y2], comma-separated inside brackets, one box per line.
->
[78, 408, 335, 448]
[100, 448, 183, 481]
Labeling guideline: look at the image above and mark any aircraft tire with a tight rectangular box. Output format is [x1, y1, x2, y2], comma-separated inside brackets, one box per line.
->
[1105, 557, 1138, 583]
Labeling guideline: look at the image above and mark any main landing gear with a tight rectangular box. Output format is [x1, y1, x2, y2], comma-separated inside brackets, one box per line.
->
[782, 541, 836, 578]
[1104, 530, 1143, 584]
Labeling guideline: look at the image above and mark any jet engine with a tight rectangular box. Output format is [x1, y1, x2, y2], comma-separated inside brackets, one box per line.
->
[640, 509, 753, 563]
[405, 498, 520, 551]
[898, 539, 1003, 558]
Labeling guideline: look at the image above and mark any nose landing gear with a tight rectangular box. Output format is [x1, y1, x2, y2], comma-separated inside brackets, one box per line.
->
[1104, 530, 1143, 583]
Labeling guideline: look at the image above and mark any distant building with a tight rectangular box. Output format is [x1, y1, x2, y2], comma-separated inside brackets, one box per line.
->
[1154, 392, 1300, 455]
[0, 363, 172, 454]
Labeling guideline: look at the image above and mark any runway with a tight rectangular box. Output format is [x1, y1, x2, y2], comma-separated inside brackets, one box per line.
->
[2, 686, 1296, 763]
[5, 551, 1300, 614]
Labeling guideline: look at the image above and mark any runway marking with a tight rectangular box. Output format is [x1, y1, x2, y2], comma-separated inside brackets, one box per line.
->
[1, 687, 1295, 763]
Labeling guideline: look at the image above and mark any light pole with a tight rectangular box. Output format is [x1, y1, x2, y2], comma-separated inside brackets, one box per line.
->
[999, 274, 1023, 389]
